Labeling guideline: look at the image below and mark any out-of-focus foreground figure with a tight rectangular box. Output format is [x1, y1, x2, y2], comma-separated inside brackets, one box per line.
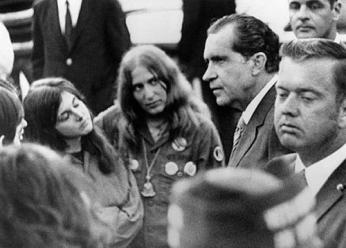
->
[0, 143, 113, 248]
[169, 167, 322, 248]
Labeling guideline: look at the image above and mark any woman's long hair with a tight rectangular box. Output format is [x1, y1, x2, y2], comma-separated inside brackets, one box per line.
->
[0, 86, 23, 145]
[0, 143, 113, 248]
[23, 78, 117, 175]
[117, 45, 210, 152]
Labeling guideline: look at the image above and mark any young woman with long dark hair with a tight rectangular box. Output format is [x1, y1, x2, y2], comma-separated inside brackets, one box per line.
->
[23, 77, 143, 248]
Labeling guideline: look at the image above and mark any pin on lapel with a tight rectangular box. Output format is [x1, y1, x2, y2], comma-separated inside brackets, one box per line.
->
[336, 184, 345, 192]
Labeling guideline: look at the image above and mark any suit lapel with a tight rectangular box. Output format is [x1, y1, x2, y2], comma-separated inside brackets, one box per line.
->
[46, 0, 69, 52]
[232, 85, 276, 167]
[69, 0, 90, 51]
[315, 160, 346, 221]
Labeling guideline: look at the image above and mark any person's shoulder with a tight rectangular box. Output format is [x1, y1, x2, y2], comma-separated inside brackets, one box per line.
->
[33, 0, 48, 8]
[194, 112, 217, 131]
[98, 0, 122, 8]
[264, 153, 297, 179]
[94, 103, 121, 125]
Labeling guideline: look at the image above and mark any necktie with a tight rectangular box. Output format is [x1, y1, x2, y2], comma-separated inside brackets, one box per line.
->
[296, 169, 308, 187]
[231, 117, 246, 157]
[65, 0, 73, 49]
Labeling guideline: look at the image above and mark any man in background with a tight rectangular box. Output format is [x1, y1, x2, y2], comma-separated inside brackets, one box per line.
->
[288, 0, 343, 41]
[32, 0, 131, 114]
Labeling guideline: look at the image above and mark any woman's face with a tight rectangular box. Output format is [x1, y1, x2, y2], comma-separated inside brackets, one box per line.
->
[131, 66, 168, 117]
[55, 91, 93, 138]
[13, 117, 27, 145]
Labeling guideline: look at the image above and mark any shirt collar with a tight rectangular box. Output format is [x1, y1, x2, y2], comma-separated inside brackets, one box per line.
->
[295, 142, 346, 196]
[241, 74, 277, 124]
[335, 33, 342, 44]
[57, 0, 83, 32]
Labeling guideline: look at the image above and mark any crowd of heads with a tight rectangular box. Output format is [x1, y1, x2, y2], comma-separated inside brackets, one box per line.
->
[1, 3, 346, 247]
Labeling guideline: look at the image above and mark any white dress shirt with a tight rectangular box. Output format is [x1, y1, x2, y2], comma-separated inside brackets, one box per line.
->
[295, 142, 346, 196]
[57, 0, 82, 34]
[240, 74, 278, 125]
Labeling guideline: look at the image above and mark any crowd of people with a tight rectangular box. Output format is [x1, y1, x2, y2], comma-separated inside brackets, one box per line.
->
[0, 0, 346, 247]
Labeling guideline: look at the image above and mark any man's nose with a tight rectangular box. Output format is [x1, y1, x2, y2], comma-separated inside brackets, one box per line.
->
[281, 95, 299, 117]
[296, 5, 310, 20]
[202, 63, 216, 82]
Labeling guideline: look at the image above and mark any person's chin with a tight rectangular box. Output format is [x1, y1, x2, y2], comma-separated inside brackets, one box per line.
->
[215, 97, 228, 106]
[295, 31, 317, 39]
[279, 135, 301, 151]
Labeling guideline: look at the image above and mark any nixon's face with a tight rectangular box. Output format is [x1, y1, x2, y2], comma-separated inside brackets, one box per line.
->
[203, 25, 254, 111]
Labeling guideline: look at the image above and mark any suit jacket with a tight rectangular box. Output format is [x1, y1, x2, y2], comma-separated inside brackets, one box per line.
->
[266, 154, 346, 248]
[32, 0, 131, 113]
[227, 85, 291, 169]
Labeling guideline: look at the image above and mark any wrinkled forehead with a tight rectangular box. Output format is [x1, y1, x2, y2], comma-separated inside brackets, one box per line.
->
[288, 0, 333, 7]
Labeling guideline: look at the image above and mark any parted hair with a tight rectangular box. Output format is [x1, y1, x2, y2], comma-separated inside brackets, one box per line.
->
[117, 45, 210, 152]
[207, 14, 280, 73]
[23, 77, 118, 175]
[280, 38, 346, 102]
[0, 143, 112, 248]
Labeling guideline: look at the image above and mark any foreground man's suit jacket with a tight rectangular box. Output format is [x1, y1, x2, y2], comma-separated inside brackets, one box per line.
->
[266, 154, 346, 248]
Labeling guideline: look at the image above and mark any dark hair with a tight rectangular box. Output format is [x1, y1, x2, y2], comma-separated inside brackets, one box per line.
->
[23, 77, 117, 174]
[0, 143, 112, 248]
[0, 78, 19, 94]
[117, 45, 210, 151]
[207, 14, 280, 73]
[0, 87, 23, 145]
[280, 38, 346, 101]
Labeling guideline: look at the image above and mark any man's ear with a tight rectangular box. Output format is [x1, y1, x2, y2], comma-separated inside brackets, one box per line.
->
[250, 52, 267, 76]
[338, 98, 346, 128]
[332, 1, 342, 21]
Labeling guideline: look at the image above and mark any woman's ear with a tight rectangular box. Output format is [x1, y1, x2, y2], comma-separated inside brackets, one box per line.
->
[250, 52, 267, 76]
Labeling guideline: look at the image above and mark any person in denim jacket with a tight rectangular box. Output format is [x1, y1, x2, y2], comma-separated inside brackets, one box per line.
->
[95, 45, 224, 248]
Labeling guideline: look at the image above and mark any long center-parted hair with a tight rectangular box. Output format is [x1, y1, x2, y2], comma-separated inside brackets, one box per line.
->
[117, 45, 210, 152]
[23, 78, 128, 202]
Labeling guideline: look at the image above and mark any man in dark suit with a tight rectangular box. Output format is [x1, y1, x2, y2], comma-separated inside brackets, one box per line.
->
[203, 14, 290, 169]
[32, 0, 131, 114]
[266, 38, 346, 248]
